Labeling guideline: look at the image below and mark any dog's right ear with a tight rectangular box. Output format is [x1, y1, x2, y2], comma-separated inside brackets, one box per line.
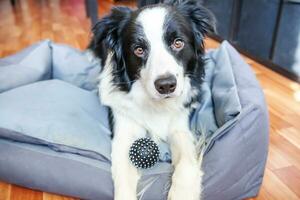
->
[88, 7, 132, 60]
[165, 0, 215, 54]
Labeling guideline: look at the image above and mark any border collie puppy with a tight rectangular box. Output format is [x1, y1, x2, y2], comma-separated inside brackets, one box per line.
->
[89, 0, 215, 199]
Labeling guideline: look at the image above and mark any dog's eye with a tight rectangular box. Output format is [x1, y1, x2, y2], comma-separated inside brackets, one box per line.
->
[171, 38, 184, 51]
[134, 47, 145, 57]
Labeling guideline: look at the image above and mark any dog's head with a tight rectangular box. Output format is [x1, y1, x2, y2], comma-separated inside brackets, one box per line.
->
[89, 0, 215, 101]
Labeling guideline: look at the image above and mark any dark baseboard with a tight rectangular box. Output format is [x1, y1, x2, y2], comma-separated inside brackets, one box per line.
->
[209, 34, 300, 83]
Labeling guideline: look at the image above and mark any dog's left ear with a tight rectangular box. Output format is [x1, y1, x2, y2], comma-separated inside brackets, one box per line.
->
[88, 7, 132, 63]
[167, 0, 216, 53]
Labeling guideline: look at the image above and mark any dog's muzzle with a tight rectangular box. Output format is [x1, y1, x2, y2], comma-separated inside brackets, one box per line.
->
[154, 74, 177, 95]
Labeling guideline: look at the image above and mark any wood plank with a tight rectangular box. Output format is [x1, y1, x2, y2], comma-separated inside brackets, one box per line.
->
[274, 166, 300, 198]
[268, 108, 291, 131]
[0, 181, 11, 200]
[259, 168, 299, 200]
[270, 134, 300, 170]
[281, 114, 300, 131]
[205, 39, 220, 49]
[266, 145, 292, 170]
[278, 127, 300, 150]
[10, 185, 42, 200]
[255, 186, 276, 200]
[42, 193, 78, 200]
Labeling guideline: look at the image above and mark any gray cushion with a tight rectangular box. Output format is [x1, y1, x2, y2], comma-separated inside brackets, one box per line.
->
[0, 41, 269, 200]
[0, 40, 101, 94]
[0, 40, 52, 93]
[52, 44, 101, 92]
[0, 80, 111, 161]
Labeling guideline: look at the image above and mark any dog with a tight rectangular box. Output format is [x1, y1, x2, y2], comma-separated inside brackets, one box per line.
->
[89, 0, 215, 199]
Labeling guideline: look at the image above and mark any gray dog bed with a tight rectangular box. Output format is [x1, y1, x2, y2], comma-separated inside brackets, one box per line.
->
[0, 40, 269, 200]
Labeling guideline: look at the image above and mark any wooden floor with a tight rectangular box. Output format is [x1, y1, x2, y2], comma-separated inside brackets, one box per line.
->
[0, 0, 300, 199]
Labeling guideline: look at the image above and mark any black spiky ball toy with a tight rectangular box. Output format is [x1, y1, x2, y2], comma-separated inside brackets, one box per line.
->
[129, 138, 160, 169]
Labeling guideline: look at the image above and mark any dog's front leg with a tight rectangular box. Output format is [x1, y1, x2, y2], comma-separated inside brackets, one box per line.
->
[167, 130, 203, 200]
[111, 112, 146, 200]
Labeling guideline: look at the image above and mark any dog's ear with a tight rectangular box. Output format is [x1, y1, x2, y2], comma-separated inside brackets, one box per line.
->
[88, 6, 132, 60]
[89, 6, 133, 91]
[166, 0, 216, 53]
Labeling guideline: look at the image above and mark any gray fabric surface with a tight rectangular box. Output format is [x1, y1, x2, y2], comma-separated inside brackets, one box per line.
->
[52, 43, 101, 93]
[0, 80, 111, 161]
[190, 44, 242, 141]
[0, 40, 52, 93]
[0, 40, 269, 200]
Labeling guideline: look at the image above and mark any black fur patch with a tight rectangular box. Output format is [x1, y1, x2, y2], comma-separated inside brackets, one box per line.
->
[107, 107, 115, 138]
[161, 1, 215, 108]
[89, 7, 134, 92]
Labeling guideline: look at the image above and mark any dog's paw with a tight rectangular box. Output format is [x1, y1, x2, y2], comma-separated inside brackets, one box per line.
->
[167, 164, 203, 200]
[167, 183, 201, 200]
[114, 188, 138, 200]
[114, 193, 137, 200]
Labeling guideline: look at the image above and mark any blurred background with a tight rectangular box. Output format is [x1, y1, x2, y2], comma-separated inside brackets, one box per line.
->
[203, 0, 300, 83]
[1, 0, 300, 82]
[0, 0, 300, 200]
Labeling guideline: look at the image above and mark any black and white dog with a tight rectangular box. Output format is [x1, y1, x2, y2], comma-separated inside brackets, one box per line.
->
[89, 0, 215, 199]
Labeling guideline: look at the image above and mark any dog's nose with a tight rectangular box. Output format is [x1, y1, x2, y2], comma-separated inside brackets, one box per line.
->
[154, 75, 177, 94]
